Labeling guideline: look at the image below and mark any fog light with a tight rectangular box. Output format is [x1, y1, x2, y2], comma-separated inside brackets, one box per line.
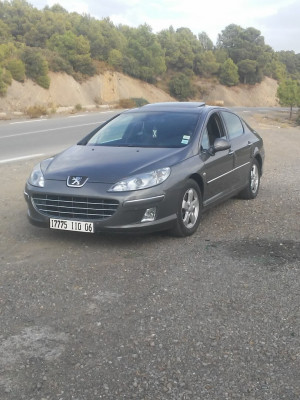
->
[141, 207, 157, 222]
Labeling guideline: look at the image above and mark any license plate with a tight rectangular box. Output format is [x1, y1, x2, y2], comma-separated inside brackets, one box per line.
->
[50, 218, 94, 233]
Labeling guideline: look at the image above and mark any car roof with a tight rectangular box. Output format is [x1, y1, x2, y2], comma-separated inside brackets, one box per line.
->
[126, 102, 208, 114]
[144, 102, 205, 109]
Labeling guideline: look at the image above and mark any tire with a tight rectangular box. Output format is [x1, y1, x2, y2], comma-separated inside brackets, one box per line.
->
[239, 159, 260, 199]
[170, 179, 202, 237]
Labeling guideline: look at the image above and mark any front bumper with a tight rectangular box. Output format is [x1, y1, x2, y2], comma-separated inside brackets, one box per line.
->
[24, 180, 178, 234]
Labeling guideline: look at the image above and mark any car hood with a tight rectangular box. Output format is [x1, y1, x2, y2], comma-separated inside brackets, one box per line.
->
[43, 145, 191, 183]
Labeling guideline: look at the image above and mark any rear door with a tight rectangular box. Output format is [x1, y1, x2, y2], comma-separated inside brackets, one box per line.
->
[220, 111, 252, 189]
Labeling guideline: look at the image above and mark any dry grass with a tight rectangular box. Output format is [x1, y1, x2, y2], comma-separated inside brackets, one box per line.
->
[26, 105, 48, 119]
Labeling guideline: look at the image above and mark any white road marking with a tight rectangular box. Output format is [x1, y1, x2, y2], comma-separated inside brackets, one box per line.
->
[68, 114, 88, 118]
[10, 119, 48, 125]
[0, 154, 45, 164]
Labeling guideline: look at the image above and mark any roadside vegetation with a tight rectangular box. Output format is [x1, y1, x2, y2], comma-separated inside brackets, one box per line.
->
[0, 0, 300, 123]
[25, 104, 47, 118]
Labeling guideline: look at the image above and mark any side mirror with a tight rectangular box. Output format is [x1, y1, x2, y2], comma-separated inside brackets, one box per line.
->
[213, 138, 231, 153]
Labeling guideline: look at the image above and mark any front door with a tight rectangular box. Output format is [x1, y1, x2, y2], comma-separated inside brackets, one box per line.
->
[200, 112, 234, 205]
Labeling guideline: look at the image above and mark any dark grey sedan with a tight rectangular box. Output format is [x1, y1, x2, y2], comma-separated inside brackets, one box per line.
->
[24, 102, 264, 237]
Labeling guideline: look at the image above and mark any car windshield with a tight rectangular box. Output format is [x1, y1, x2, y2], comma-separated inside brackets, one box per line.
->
[86, 111, 200, 148]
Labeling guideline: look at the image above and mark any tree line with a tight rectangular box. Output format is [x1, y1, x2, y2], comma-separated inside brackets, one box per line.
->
[0, 0, 300, 109]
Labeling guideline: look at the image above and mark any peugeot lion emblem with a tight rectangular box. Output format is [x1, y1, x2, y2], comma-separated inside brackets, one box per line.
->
[67, 176, 88, 188]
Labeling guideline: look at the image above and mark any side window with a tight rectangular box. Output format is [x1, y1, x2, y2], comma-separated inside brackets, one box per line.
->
[222, 112, 244, 140]
[204, 113, 226, 146]
[201, 128, 210, 151]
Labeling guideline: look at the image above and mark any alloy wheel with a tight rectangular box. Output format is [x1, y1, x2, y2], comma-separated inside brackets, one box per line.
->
[250, 163, 259, 194]
[181, 188, 200, 229]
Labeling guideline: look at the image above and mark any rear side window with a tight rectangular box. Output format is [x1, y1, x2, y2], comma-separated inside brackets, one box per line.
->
[222, 112, 244, 140]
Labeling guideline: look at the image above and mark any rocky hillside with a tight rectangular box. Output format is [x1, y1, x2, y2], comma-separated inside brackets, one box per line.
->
[197, 76, 279, 107]
[0, 71, 278, 118]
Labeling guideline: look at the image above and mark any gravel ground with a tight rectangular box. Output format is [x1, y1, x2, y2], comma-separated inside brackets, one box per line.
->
[0, 112, 299, 399]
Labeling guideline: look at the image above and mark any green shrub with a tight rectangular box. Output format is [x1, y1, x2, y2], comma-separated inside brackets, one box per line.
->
[36, 75, 50, 89]
[119, 98, 149, 108]
[169, 74, 194, 100]
[74, 103, 83, 112]
[0, 79, 7, 96]
[131, 98, 149, 107]
[6, 59, 25, 82]
[26, 105, 48, 118]
[2, 69, 12, 85]
[108, 49, 123, 69]
[219, 58, 239, 86]
[72, 54, 96, 76]
[118, 98, 136, 108]
[46, 52, 73, 74]
[0, 67, 7, 96]
[22, 48, 49, 79]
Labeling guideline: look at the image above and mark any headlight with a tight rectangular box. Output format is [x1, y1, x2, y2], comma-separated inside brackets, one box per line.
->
[28, 163, 45, 187]
[109, 167, 171, 192]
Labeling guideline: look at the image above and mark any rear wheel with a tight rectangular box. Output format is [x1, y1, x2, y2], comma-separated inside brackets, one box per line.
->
[170, 179, 202, 237]
[239, 159, 260, 199]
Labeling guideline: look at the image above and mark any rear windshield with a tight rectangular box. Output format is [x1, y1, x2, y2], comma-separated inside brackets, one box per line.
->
[86, 112, 200, 148]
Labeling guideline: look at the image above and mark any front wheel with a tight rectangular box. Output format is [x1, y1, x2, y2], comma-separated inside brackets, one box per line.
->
[239, 159, 260, 199]
[170, 179, 202, 237]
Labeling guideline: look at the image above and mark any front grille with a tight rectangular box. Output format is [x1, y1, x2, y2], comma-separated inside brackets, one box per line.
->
[32, 194, 119, 220]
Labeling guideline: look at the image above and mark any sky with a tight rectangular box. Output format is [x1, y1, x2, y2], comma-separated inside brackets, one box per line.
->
[29, 0, 300, 53]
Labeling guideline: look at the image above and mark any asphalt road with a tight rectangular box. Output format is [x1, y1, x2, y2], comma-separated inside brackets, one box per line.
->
[0, 109, 299, 399]
[0, 110, 119, 164]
